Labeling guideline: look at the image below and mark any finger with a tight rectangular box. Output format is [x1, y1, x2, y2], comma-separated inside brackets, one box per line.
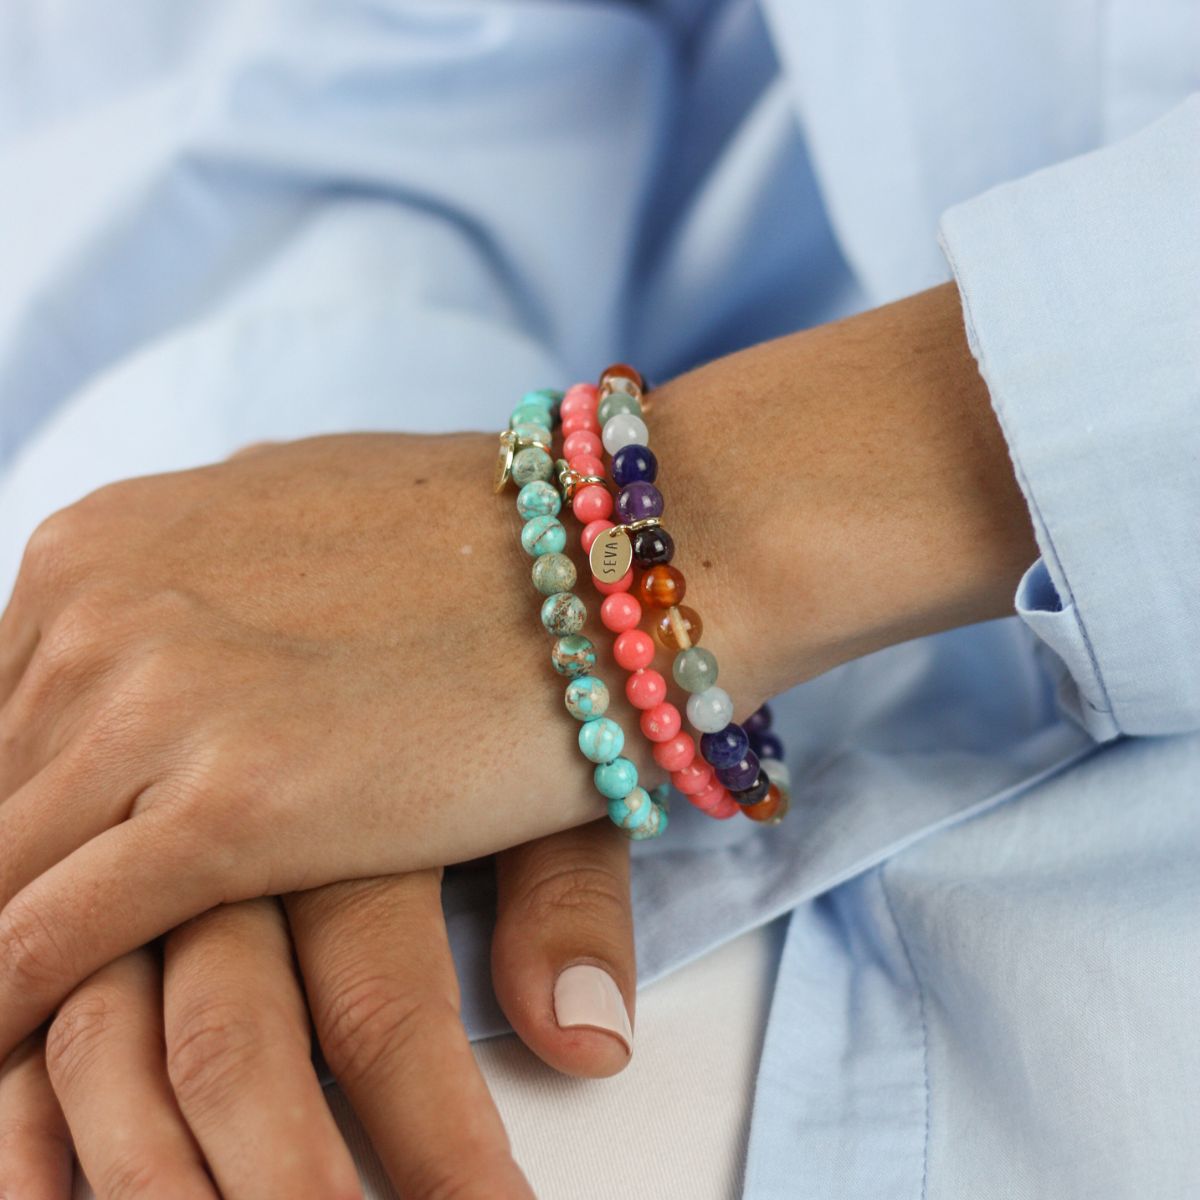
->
[493, 819, 636, 1078]
[286, 874, 535, 1200]
[44, 951, 218, 1200]
[0, 1035, 73, 1200]
[162, 900, 360, 1200]
[0, 807, 243, 1061]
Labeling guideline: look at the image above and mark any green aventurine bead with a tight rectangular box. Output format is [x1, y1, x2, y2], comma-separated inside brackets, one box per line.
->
[672, 645, 719, 693]
[510, 403, 554, 430]
[607, 785, 654, 830]
[629, 802, 668, 840]
[520, 514, 566, 557]
[511, 446, 554, 486]
[564, 674, 610, 721]
[594, 757, 639, 800]
[578, 715, 624, 762]
[531, 552, 577, 596]
[541, 592, 586, 636]
[517, 480, 561, 520]
[552, 634, 598, 678]
[597, 391, 643, 425]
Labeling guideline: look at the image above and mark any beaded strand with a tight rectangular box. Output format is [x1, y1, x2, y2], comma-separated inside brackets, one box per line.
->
[497, 388, 670, 840]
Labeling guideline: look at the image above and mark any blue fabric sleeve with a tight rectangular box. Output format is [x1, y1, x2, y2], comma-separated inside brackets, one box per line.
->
[938, 95, 1200, 739]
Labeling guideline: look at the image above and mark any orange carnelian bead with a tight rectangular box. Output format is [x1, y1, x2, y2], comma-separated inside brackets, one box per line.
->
[741, 784, 789, 824]
[599, 362, 645, 392]
[637, 564, 685, 609]
[652, 604, 702, 650]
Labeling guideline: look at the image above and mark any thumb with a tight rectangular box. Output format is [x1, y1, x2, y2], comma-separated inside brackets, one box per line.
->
[492, 820, 636, 1079]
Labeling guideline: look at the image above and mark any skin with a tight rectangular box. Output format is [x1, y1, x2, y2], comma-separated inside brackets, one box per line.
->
[0, 282, 1037, 1193]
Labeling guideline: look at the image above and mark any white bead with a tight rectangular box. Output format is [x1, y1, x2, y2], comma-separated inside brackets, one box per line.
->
[761, 757, 791, 790]
[602, 413, 649, 456]
[686, 686, 734, 734]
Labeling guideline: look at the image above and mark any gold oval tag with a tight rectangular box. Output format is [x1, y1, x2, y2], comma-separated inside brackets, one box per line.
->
[493, 431, 516, 492]
[589, 527, 633, 584]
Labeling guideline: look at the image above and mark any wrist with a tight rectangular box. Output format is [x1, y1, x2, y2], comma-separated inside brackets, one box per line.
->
[650, 283, 1037, 711]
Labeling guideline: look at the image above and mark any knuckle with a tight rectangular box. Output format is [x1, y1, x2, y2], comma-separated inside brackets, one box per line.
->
[38, 596, 113, 673]
[514, 861, 629, 927]
[44, 984, 123, 1091]
[20, 508, 83, 584]
[0, 894, 69, 998]
[316, 974, 453, 1084]
[166, 999, 266, 1116]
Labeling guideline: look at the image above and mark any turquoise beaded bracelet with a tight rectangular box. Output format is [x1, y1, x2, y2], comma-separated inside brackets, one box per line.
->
[495, 389, 670, 840]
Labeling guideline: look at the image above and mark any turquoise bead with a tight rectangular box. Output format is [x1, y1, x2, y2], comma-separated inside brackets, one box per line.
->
[594, 757, 639, 800]
[552, 634, 597, 677]
[607, 785, 653, 830]
[517, 480, 561, 520]
[564, 674, 610, 720]
[510, 403, 554, 430]
[541, 592, 586, 636]
[578, 715, 624, 763]
[672, 645, 719, 693]
[521, 388, 560, 410]
[531, 552, 577, 596]
[597, 391, 643, 426]
[511, 447, 553, 486]
[630, 802, 668, 840]
[521, 514, 566, 557]
[511, 421, 551, 445]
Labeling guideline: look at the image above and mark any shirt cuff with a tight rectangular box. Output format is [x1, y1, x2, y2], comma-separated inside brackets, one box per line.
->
[938, 95, 1200, 738]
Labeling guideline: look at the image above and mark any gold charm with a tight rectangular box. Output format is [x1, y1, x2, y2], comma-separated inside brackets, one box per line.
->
[589, 526, 633, 584]
[494, 431, 517, 492]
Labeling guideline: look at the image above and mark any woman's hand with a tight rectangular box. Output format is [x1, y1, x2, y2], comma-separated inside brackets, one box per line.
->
[0, 823, 638, 1199]
[0, 433, 682, 1061]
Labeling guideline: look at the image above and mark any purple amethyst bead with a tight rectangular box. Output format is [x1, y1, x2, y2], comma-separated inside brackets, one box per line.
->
[715, 750, 761, 792]
[731, 770, 771, 807]
[700, 724, 750, 770]
[611, 443, 658, 488]
[749, 730, 785, 761]
[742, 704, 773, 735]
[616, 481, 664, 524]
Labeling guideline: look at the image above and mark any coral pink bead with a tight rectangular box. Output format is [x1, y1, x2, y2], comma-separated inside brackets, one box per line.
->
[563, 430, 603, 460]
[640, 702, 682, 743]
[690, 779, 730, 812]
[569, 453, 605, 478]
[581, 519, 614, 553]
[613, 629, 655, 670]
[626, 668, 666, 710]
[601, 591, 642, 633]
[654, 732, 695, 771]
[561, 384, 599, 419]
[562, 412, 600, 438]
[672, 760, 714, 796]
[572, 484, 613, 523]
[709, 793, 741, 819]
[595, 568, 634, 595]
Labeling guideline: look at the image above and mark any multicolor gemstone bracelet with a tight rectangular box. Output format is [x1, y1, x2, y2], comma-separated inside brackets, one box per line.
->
[495, 388, 670, 840]
[568, 365, 791, 825]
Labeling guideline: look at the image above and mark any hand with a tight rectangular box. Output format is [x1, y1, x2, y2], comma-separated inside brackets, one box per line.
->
[0, 822, 637, 1199]
[0, 433, 683, 1062]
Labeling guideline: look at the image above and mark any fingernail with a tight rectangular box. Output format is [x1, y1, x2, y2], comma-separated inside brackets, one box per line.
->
[554, 963, 634, 1053]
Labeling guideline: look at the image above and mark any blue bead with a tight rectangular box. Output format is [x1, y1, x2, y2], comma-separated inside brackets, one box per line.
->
[607, 785, 654, 831]
[629, 802, 668, 840]
[521, 389, 560, 410]
[700, 723, 750, 770]
[521, 514, 566, 557]
[611, 443, 658, 488]
[742, 704, 773, 735]
[579, 717, 625, 764]
[750, 730, 785, 761]
[594, 757, 639, 800]
[715, 750, 761, 792]
[564, 675, 610, 721]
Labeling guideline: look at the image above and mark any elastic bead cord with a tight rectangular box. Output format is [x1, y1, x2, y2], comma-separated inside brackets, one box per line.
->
[588, 365, 791, 825]
[497, 386, 669, 840]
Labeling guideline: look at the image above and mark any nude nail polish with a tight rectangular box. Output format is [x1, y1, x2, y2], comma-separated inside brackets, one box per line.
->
[553, 963, 634, 1053]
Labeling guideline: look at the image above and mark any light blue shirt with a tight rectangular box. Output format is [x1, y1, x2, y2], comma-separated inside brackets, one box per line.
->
[1, 3, 1198, 1196]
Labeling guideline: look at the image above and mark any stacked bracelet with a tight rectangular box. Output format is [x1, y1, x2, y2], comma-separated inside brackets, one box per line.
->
[495, 388, 669, 840]
[581, 364, 791, 826]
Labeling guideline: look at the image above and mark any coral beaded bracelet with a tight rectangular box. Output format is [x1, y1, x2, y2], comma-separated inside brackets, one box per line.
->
[495, 388, 669, 840]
